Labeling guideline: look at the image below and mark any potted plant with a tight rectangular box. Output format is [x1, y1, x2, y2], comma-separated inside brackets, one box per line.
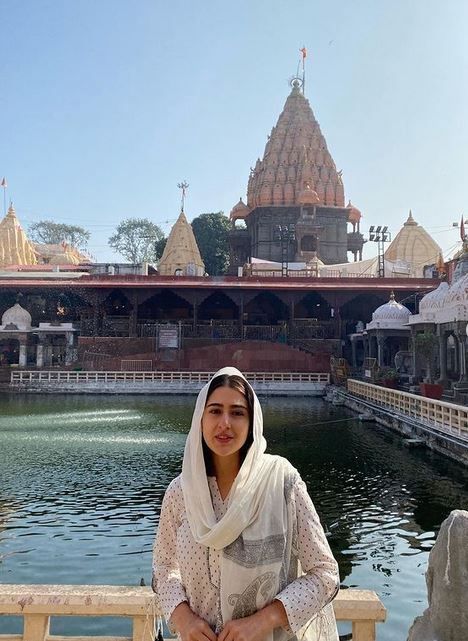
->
[376, 367, 399, 388]
[413, 330, 443, 399]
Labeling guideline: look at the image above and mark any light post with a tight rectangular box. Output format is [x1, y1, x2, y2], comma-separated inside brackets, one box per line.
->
[369, 226, 391, 278]
[274, 224, 296, 277]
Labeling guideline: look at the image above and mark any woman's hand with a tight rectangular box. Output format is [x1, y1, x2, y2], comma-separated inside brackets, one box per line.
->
[218, 600, 289, 641]
[170, 602, 217, 641]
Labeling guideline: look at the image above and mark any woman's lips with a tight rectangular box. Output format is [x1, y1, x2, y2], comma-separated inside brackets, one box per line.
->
[215, 434, 233, 443]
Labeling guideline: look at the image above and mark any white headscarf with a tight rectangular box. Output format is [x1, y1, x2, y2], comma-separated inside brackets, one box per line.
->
[181, 366, 283, 550]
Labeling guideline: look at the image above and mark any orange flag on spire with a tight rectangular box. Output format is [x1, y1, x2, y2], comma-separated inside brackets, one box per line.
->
[300, 47, 307, 59]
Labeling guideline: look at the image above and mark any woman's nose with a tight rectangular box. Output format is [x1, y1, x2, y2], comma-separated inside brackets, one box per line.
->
[218, 412, 230, 427]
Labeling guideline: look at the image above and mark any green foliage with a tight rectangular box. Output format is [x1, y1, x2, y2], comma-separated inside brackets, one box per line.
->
[413, 330, 439, 382]
[108, 218, 164, 263]
[28, 220, 90, 249]
[376, 367, 399, 381]
[191, 212, 231, 275]
[413, 331, 439, 358]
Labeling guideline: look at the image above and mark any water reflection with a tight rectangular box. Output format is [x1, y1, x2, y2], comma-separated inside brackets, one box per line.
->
[0, 394, 467, 640]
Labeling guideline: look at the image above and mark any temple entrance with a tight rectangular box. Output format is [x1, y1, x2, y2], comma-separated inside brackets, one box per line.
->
[0, 338, 20, 366]
[244, 292, 288, 325]
[198, 292, 238, 321]
[300, 235, 318, 252]
[295, 292, 331, 320]
[138, 291, 192, 321]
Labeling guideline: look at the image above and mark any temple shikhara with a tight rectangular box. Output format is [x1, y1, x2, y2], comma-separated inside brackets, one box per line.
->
[0, 66, 465, 391]
[229, 78, 364, 271]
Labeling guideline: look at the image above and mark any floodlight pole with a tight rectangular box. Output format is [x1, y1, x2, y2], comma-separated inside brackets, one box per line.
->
[368, 226, 391, 278]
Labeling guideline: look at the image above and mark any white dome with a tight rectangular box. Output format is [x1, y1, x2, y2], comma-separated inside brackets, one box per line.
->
[419, 282, 449, 311]
[366, 294, 411, 330]
[1, 303, 32, 331]
[444, 273, 468, 308]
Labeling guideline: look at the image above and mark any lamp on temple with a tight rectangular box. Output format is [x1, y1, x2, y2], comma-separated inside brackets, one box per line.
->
[273, 224, 296, 277]
[368, 225, 391, 277]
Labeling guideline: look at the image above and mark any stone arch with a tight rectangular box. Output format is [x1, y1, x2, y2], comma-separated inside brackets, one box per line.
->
[198, 292, 239, 321]
[339, 293, 387, 332]
[245, 292, 288, 325]
[103, 289, 133, 316]
[295, 292, 331, 321]
[138, 290, 193, 321]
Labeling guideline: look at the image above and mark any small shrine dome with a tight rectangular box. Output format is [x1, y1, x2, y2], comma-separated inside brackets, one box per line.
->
[444, 273, 468, 308]
[346, 200, 361, 223]
[1, 303, 32, 331]
[298, 183, 320, 206]
[366, 293, 411, 330]
[419, 282, 449, 311]
[229, 198, 249, 221]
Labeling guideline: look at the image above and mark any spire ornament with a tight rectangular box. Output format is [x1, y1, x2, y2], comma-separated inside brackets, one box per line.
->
[177, 181, 189, 214]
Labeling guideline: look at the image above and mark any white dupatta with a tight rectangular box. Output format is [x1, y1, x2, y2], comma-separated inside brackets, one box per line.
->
[181, 367, 338, 641]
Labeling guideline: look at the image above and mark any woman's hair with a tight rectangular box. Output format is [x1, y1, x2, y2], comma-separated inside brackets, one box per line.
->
[202, 374, 255, 476]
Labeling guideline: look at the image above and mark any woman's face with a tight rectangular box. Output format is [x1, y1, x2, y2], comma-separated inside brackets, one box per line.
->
[202, 385, 250, 465]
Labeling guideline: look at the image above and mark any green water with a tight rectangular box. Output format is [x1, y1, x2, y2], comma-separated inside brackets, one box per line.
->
[0, 393, 467, 639]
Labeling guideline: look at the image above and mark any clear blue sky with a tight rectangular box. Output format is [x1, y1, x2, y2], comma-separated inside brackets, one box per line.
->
[1, 0, 467, 262]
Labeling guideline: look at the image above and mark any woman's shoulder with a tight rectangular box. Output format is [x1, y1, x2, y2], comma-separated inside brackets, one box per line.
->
[163, 474, 184, 505]
[264, 454, 301, 485]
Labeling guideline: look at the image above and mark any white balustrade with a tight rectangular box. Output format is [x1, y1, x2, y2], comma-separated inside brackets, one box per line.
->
[0, 585, 385, 641]
[11, 371, 330, 385]
[348, 379, 468, 440]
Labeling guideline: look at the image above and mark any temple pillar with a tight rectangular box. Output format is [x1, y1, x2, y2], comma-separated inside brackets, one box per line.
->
[129, 293, 138, 338]
[65, 332, 75, 366]
[377, 335, 384, 367]
[19, 342, 27, 368]
[457, 332, 468, 385]
[351, 336, 357, 368]
[36, 342, 44, 368]
[437, 330, 448, 386]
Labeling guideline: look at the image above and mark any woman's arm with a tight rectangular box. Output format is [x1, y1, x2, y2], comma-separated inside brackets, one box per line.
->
[152, 479, 190, 629]
[153, 479, 217, 641]
[274, 477, 340, 633]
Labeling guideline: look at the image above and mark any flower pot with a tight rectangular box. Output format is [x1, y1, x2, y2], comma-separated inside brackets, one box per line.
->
[419, 382, 443, 400]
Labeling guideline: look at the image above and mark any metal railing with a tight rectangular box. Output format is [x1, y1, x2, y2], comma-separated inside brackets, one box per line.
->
[11, 371, 330, 384]
[347, 379, 468, 440]
[0, 584, 386, 641]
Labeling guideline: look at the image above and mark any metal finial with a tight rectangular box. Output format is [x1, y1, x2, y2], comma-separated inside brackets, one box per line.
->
[177, 181, 189, 213]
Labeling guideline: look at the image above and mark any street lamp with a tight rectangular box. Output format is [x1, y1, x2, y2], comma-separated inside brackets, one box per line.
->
[369, 225, 391, 277]
[273, 224, 296, 277]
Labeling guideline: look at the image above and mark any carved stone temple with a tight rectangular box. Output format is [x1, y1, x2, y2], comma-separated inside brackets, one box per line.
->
[228, 79, 365, 272]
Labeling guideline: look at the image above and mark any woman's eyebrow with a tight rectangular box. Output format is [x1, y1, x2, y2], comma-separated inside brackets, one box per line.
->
[206, 402, 247, 409]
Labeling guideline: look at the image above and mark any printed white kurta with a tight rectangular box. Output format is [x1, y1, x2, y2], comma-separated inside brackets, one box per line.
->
[153, 474, 339, 635]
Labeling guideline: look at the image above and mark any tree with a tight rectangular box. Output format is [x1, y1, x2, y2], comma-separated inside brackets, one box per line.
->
[191, 212, 231, 275]
[28, 221, 90, 249]
[108, 218, 165, 264]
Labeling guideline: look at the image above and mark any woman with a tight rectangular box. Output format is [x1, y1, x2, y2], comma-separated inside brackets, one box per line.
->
[153, 367, 339, 641]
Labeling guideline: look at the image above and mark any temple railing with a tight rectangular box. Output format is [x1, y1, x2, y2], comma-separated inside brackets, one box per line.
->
[0, 585, 386, 641]
[11, 371, 331, 384]
[347, 379, 468, 441]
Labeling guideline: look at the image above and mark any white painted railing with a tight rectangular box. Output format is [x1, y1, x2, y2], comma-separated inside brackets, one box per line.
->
[10, 371, 330, 384]
[348, 379, 468, 441]
[0, 585, 386, 641]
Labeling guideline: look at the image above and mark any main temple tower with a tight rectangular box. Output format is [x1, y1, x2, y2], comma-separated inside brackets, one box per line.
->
[229, 78, 364, 271]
